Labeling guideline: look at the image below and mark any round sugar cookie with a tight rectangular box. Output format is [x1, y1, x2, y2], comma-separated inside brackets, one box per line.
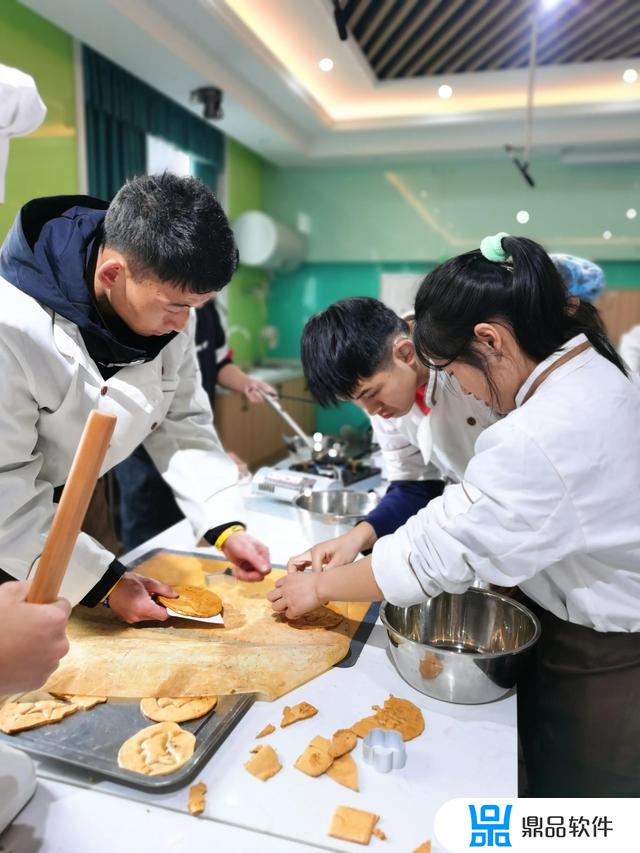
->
[117, 721, 195, 776]
[286, 606, 343, 630]
[157, 585, 222, 618]
[140, 696, 218, 723]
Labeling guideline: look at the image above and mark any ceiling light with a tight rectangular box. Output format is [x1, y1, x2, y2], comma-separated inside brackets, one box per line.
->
[541, 0, 563, 10]
[626, 208, 638, 220]
[603, 230, 612, 240]
[516, 210, 530, 224]
[438, 84, 453, 99]
[623, 68, 638, 84]
[318, 57, 334, 72]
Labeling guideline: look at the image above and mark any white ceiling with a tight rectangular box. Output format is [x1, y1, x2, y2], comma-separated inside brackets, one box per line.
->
[21, 0, 640, 166]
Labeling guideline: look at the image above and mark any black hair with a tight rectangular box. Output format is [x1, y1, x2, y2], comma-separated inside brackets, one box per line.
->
[413, 236, 627, 406]
[300, 297, 409, 407]
[103, 173, 239, 293]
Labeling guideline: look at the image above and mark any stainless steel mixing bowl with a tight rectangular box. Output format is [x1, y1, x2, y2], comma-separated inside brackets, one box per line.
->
[380, 588, 541, 704]
[294, 489, 379, 541]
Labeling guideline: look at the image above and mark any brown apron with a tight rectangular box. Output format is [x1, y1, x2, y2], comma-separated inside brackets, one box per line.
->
[516, 341, 640, 796]
[517, 594, 640, 797]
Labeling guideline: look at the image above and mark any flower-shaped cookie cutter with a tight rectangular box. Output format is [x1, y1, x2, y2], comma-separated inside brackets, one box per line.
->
[361, 728, 407, 773]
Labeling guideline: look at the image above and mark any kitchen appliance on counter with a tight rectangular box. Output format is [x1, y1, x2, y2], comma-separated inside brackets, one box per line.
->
[259, 388, 381, 487]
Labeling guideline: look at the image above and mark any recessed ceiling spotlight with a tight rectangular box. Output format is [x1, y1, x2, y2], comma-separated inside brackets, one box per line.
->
[541, 0, 563, 10]
[516, 210, 530, 224]
[626, 208, 638, 220]
[622, 68, 638, 84]
[603, 230, 612, 240]
[438, 84, 453, 99]
[319, 57, 334, 72]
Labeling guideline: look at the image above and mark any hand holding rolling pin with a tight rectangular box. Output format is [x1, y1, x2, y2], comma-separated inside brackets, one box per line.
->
[0, 581, 70, 693]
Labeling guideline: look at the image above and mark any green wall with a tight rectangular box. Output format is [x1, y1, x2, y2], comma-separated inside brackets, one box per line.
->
[263, 157, 640, 265]
[225, 138, 269, 367]
[0, 0, 78, 241]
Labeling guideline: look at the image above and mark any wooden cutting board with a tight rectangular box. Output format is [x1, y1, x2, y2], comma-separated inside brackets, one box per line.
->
[44, 551, 372, 701]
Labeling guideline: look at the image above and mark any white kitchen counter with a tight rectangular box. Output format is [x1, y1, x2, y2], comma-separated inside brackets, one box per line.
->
[1, 483, 517, 852]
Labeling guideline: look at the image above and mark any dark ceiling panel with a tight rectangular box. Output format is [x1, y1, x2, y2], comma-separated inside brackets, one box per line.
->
[339, 0, 640, 79]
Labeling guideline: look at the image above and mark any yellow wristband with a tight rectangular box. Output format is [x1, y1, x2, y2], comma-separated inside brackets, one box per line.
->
[100, 575, 124, 605]
[214, 524, 246, 551]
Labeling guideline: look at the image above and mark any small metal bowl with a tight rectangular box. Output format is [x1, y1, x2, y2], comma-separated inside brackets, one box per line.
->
[380, 589, 540, 704]
[294, 489, 379, 541]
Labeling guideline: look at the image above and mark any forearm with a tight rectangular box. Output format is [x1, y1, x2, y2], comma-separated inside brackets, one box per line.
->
[216, 363, 250, 394]
[317, 555, 384, 603]
[348, 521, 377, 553]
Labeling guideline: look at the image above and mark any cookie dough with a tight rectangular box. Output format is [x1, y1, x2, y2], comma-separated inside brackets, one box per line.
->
[329, 806, 379, 845]
[0, 698, 78, 734]
[157, 585, 222, 618]
[117, 721, 196, 776]
[244, 744, 282, 781]
[140, 696, 218, 723]
[280, 701, 318, 728]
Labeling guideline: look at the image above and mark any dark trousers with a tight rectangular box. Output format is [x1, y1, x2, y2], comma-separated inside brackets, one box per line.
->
[517, 595, 640, 797]
[112, 445, 184, 552]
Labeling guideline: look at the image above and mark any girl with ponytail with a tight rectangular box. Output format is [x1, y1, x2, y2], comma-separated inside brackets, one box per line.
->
[270, 234, 640, 798]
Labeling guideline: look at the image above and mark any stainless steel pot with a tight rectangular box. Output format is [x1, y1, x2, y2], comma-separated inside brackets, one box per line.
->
[294, 489, 379, 541]
[380, 588, 540, 704]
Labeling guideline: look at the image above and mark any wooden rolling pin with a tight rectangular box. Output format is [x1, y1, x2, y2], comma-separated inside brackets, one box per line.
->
[26, 410, 117, 604]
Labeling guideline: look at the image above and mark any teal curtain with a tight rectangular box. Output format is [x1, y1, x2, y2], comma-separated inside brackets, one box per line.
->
[83, 46, 224, 199]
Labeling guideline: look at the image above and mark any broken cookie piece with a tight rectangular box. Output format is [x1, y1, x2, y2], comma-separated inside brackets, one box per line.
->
[326, 753, 358, 792]
[0, 698, 78, 734]
[295, 738, 333, 777]
[51, 694, 107, 711]
[244, 744, 282, 781]
[255, 723, 275, 738]
[373, 828, 387, 841]
[280, 701, 318, 728]
[351, 695, 425, 742]
[329, 805, 379, 845]
[413, 842, 431, 853]
[330, 728, 357, 758]
[188, 782, 207, 816]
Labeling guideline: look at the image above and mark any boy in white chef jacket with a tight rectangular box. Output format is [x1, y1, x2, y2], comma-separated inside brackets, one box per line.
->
[272, 234, 640, 797]
[288, 297, 498, 573]
[0, 173, 270, 626]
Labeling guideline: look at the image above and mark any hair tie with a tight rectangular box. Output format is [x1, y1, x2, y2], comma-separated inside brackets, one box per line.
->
[480, 232, 510, 263]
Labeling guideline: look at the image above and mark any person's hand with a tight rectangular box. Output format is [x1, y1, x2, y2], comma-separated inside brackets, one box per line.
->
[267, 572, 326, 619]
[0, 581, 71, 694]
[222, 531, 271, 582]
[242, 378, 278, 405]
[107, 573, 177, 624]
[287, 523, 375, 573]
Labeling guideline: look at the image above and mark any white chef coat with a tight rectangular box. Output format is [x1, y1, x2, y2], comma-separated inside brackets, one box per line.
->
[620, 324, 640, 374]
[0, 276, 241, 605]
[372, 335, 640, 632]
[369, 371, 499, 484]
[0, 65, 46, 202]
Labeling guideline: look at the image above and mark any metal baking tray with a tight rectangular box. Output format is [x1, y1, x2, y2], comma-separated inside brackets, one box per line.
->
[0, 693, 254, 792]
